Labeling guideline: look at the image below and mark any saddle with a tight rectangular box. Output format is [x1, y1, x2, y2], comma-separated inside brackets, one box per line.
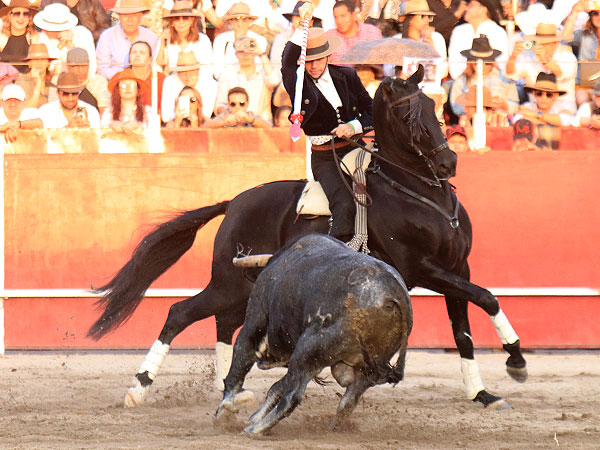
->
[296, 146, 373, 253]
[296, 147, 372, 216]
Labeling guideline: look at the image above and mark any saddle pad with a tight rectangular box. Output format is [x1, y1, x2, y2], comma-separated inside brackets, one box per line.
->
[296, 148, 373, 216]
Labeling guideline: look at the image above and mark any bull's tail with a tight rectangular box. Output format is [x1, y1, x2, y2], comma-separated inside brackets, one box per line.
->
[87, 202, 229, 340]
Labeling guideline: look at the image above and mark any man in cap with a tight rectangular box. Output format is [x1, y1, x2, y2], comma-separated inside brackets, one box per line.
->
[212, 2, 268, 80]
[64, 47, 110, 114]
[505, 23, 577, 112]
[33, 3, 97, 80]
[96, 0, 158, 80]
[326, 0, 382, 64]
[447, 0, 508, 79]
[281, 1, 373, 241]
[38, 71, 100, 128]
[214, 36, 280, 122]
[161, 51, 217, 124]
[445, 124, 469, 152]
[0, 83, 42, 142]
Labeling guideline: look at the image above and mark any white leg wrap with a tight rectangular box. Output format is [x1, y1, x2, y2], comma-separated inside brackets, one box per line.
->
[139, 340, 170, 380]
[461, 358, 485, 400]
[215, 341, 233, 391]
[490, 309, 519, 345]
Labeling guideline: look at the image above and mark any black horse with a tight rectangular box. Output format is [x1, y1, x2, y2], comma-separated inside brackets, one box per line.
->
[89, 67, 527, 409]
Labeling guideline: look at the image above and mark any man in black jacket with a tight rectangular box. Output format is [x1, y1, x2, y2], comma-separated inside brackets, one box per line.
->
[281, 2, 373, 240]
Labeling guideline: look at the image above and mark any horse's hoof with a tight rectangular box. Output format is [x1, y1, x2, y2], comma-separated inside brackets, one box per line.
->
[123, 378, 147, 408]
[487, 398, 512, 410]
[507, 365, 528, 383]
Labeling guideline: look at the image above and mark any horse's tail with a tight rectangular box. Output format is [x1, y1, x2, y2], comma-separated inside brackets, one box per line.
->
[87, 201, 229, 340]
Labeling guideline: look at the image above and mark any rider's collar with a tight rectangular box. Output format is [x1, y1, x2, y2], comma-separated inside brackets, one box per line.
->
[307, 65, 330, 82]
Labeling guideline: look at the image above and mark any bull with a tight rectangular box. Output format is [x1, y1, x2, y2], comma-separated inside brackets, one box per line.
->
[216, 234, 413, 434]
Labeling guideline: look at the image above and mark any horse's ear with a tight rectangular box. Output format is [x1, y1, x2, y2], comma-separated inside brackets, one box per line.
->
[408, 65, 424, 85]
[380, 81, 394, 102]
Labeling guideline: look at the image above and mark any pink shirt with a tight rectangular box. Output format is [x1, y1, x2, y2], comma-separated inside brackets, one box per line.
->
[326, 22, 382, 65]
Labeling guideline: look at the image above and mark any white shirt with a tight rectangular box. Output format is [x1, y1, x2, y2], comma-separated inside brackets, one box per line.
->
[0, 107, 40, 125]
[515, 100, 575, 127]
[161, 73, 217, 122]
[38, 100, 100, 128]
[572, 102, 598, 127]
[215, 64, 280, 121]
[212, 30, 268, 80]
[38, 26, 97, 81]
[447, 20, 509, 80]
[165, 36, 214, 79]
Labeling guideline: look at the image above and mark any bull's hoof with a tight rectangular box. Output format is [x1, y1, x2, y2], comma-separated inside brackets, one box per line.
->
[124, 377, 148, 408]
[473, 390, 512, 410]
[506, 364, 528, 383]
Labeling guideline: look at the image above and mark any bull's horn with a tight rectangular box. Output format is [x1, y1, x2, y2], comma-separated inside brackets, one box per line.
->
[232, 254, 273, 267]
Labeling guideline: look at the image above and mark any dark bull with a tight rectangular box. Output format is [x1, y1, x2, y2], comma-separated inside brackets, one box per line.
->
[216, 234, 413, 434]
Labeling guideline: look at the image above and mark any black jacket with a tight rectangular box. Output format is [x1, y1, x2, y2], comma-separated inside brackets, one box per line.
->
[281, 40, 373, 137]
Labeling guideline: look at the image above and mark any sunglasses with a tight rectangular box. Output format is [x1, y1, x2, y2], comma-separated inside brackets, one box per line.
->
[591, 11, 600, 17]
[119, 80, 137, 88]
[173, 16, 193, 21]
[414, 14, 433, 22]
[534, 91, 556, 98]
[11, 10, 30, 18]
[229, 17, 252, 22]
[229, 101, 246, 107]
[59, 90, 78, 97]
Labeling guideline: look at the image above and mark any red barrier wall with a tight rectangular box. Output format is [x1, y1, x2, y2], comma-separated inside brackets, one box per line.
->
[2, 129, 599, 349]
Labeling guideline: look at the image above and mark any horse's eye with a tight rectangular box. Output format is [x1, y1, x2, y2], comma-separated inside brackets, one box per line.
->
[439, 121, 444, 127]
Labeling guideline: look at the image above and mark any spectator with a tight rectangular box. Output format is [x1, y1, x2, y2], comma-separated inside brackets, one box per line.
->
[280, 0, 336, 31]
[0, 83, 42, 142]
[161, 51, 216, 123]
[512, 118, 537, 151]
[444, 124, 469, 152]
[273, 104, 292, 127]
[127, 40, 165, 114]
[573, 79, 600, 128]
[449, 35, 518, 118]
[427, 0, 468, 45]
[205, 86, 271, 128]
[166, 85, 204, 128]
[161, 0, 223, 31]
[63, 47, 109, 115]
[362, 0, 401, 37]
[16, 43, 57, 108]
[215, 36, 280, 122]
[455, 84, 495, 149]
[355, 63, 382, 97]
[212, 2, 268, 80]
[516, 72, 574, 128]
[38, 70, 100, 128]
[49, 0, 112, 44]
[447, 0, 509, 79]
[102, 68, 152, 133]
[0, 0, 39, 74]
[326, 0, 382, 65]
[34, 3, 97, 80]
[157, 0, 213, 79]
[270, 1, 316, 71]
[505, 23, 578, 112]
[96, 0, 158, 81]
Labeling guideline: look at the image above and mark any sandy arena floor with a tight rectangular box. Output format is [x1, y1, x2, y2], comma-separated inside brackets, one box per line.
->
[0, 349, 598, 449]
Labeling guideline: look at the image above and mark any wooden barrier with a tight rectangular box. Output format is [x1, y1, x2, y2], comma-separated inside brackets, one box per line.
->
[1, 129, 599, 349]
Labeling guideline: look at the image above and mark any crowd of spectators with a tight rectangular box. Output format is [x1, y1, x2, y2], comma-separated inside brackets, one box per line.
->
[0, 0, 598, 150]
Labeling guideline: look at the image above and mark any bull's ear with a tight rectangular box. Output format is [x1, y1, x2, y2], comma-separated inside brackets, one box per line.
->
[408, 64, 424, 85]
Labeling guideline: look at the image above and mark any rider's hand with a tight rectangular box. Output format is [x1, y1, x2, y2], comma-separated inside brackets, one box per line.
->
[331, 123, 355, 138]
[298, 1, 313, 21]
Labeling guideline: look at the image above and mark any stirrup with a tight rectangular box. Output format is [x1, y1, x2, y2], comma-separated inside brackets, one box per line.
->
[347, 233, 369, 254]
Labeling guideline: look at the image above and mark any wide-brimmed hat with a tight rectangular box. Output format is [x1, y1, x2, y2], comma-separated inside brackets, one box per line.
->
[107, 68, 149, 96]
[305, 27, 341, 61]
[223, 2, 257, 21]
[283, 1, 321, 22]
[171, 51, 200, 71]
[55, 71, 84, 93]
[110, 0, 150, 15]
[401, 0, 436, 17]
[524, 23, 560, 44]
[355, 64, 384, 78]
[460, 35, 501, 61]
[524, 72, 566, 95]
[0, 0, 38, 18]
[456, 85, 494, 107]
[163, 0, 201, 18]
[23, 43, 56, 60]
[33, 3, 78, 32]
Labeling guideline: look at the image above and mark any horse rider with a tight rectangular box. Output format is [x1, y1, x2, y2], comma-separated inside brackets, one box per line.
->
[281, 1, 374, 241]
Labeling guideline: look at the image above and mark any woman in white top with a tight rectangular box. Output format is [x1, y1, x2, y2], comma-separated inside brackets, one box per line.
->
[102, 68, 152, 133]
[158, 0, 213, 80]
